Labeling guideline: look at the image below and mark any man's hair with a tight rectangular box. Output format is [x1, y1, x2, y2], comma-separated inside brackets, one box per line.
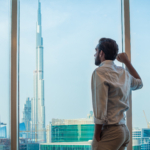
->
[98, 38, 118, 60]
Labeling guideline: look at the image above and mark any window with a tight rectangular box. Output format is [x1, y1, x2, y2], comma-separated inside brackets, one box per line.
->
[19, 0, 123, 149]
[0, 0, 11, 149]
[130, 0, 150, 149]
[8, 0, 144, 150]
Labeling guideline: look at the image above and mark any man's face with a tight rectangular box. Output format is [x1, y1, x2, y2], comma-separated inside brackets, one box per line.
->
[94, 47, 101, 66]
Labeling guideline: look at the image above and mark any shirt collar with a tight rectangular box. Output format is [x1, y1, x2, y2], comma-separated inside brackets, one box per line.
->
[99, 60, 114, 67]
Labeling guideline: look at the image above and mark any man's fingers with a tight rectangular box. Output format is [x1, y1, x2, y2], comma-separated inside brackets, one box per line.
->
[117, 55, 120, 61]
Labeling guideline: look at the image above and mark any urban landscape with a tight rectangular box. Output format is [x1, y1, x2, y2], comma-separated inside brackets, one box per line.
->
[0, 0, 149, 150]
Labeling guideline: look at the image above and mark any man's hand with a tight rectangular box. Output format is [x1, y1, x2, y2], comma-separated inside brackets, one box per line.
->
[117, 52, 141, 80]
[94, 133, 101, 142]
[94, 124, 103, 142]
[117, 53, 129, 64]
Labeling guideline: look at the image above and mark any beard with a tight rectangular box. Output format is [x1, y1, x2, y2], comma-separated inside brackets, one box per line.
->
[95, 55, 101, 66]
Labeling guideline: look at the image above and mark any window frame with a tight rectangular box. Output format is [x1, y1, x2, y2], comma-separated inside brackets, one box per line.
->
[10, 0, 132, 149]
[11, 0, 19, 149]
[123, 0, 132, 149]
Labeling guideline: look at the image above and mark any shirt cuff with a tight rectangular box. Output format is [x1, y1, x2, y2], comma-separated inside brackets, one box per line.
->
[138, 79, 143, 89]
[94, 117, 106, 124]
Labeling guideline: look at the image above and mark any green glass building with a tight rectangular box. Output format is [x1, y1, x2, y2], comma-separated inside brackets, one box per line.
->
[51, 124, 94, 142]
[132, 146, 141, 150]
[19, 143, 39, 150]
[40, 124, 94, 149]
[40, 142, 92, 150]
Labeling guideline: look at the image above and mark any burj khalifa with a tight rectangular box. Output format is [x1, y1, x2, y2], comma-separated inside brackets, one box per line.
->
[31, 0, 46, 143]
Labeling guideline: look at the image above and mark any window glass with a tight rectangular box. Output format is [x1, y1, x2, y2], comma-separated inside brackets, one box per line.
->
[130, 0, 150, 149]
[0, 0, 11, 149]
[20, 0, 122, 149]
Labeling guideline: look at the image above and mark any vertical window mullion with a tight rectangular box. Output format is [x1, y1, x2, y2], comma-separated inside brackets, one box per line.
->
[123, 0, 132, 150]
[11, 0, 19, 149]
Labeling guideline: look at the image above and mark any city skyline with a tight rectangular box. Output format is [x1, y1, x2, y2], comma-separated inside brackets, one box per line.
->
[19, 0, 150, 129]
[1, 0, 150, 130]
[1, 0, 150, 149]
[19, 0, 122, 127]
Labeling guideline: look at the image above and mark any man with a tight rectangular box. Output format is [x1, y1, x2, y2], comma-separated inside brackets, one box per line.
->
[91, 38, 143, 150]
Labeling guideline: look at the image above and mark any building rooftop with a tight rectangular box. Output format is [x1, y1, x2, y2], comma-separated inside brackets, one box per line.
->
[51, 111, 94, 125]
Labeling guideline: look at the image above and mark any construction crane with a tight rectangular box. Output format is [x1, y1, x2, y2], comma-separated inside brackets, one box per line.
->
[143, 110, 150, 128]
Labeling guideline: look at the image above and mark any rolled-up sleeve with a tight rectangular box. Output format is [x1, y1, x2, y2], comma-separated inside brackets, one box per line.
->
[91, 70, 109, 124]
[130, 74, 143, 90]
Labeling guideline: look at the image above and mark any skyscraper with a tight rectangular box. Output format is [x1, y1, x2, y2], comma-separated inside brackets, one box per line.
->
[31, 0, 46, 143]
[51, 112, 94, 143]
[22, 97, 31, 138]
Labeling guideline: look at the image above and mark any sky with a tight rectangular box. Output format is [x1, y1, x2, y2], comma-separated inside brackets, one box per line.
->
[0, 0, 150, 130]
[0, 1, 10, 127]
[19, 0, 122, 126]
[130, 0, 150, 129]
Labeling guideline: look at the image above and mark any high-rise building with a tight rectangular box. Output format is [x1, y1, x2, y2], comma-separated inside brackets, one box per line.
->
[51, 124, 94, 143]
[46, 122, 51, 143]
[0, 126, 7, 138]
[22, 97, 31, 138]
[31, 0, 46, 143]
[41, 112, 94, 150]
[19, 122, 27, 138]
[132, 128, 142, 150]
[50, 112, 94, 143]
[132, 128, 150, 150]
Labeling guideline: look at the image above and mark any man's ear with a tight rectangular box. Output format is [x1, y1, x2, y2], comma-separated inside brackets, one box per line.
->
[101, 50, 105, 58]
[99, 50, 103, 57]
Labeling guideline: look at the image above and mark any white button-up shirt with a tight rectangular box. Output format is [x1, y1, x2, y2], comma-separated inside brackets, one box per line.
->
[91, 60, 143, 125]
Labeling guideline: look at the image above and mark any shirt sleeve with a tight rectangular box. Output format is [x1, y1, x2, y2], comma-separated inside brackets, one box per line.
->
[91, 70, 109, 125]
[130, 74, 143, 90]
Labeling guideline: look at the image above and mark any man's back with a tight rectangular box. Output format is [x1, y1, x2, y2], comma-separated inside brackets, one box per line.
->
[92, 38, 143, 149]
[91, 60, 143, 125]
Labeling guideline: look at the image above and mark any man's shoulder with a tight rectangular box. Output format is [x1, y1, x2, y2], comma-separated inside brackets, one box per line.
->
[115, 65, 125, 71]
[92, 67, 106, 78]
[93, 67, 104, 73]
[92, 64, 127, 74]
[115, 65, 129, 73]
[91, 68, 106, 83]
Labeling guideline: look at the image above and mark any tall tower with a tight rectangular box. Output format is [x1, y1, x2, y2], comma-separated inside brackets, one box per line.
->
[31, 0, 46, 143]
[22, 97, 31, 138]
